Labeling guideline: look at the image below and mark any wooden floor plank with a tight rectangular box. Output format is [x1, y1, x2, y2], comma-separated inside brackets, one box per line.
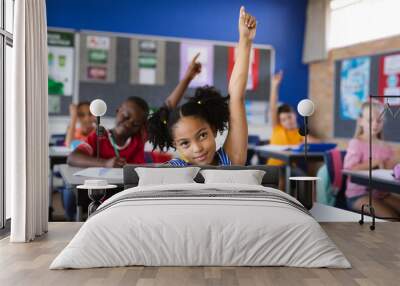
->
[0, 222, 399, 286]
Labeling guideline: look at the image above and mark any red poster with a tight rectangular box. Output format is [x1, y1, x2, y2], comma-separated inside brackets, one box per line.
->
[378, 53, 400, 105]
[87, 67, 107, 80]
[227, 47, 259, 91]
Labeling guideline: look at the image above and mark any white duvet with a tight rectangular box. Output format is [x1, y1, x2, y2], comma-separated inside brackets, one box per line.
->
[50, 183, 351, 269]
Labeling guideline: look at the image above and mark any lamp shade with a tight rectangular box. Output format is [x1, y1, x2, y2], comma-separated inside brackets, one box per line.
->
[297, 99, 315, 117]
[90, 99, 107, 117]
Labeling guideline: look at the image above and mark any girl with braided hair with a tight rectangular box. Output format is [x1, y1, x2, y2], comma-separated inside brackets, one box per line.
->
[148, 7, 256, 166]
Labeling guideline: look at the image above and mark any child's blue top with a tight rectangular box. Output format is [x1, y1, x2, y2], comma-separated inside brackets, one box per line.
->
[167, 148, 232, 166]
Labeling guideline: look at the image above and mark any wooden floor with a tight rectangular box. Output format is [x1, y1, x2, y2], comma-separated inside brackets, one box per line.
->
[0, 222, 399, 286]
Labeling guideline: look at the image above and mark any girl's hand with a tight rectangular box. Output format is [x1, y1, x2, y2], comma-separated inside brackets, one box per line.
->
[239, 6, 257, 41]
[185, 53, 202, 80]
[371, 159, 384, 169]
[272, 71, 283, 88]
[104, 157, 127, 168]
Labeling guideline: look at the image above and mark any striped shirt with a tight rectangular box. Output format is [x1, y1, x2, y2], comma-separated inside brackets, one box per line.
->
[167, 148, 231, 166]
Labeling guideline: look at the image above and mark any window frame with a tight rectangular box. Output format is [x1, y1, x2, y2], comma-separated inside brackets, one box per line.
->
[0, 0, 14, 232]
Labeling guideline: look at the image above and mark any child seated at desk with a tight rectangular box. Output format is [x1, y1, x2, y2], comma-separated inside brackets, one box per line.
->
[267, 71, 319, 166]
[148, 7, 256, 166]
[344, 101, 400, 217]
[65, 102, 96, 148]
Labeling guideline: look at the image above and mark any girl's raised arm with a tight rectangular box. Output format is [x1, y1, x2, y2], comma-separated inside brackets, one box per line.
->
[224, 6, 257, 165]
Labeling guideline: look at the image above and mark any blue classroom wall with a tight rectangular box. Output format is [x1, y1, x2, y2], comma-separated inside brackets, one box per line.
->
[46, 0, 308, 108]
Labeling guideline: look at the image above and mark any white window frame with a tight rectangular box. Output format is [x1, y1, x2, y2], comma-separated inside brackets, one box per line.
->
[1, 0, 14, 232]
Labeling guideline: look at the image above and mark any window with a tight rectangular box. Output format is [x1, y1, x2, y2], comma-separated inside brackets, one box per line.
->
[329, 0, 400, 49]
[1, 0, 14, 231]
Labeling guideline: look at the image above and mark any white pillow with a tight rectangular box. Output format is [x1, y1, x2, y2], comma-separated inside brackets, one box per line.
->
[200, 169, 266, 185]
[135, 167, 201, 186]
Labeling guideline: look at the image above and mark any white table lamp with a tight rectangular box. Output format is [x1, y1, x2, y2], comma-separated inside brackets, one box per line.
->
[90, 99, 107, 159]
[297, 99, 315, 163]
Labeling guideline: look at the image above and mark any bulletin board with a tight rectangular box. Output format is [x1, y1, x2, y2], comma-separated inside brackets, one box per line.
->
[334, 51, 400, 142]
[48, 29, 274, 121]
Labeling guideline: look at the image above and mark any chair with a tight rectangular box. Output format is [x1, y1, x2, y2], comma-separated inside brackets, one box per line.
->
[324, 148, 347, 209]
[246, 135, 270, 165]
[49, 133, 66, 146]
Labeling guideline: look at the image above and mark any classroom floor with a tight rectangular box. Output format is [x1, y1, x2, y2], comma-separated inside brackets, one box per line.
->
[1, 222, 399, 286]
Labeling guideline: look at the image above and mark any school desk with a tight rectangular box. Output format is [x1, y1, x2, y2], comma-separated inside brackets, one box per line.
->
[342, 169, 400, 194]
[252, 145, 325, 193]
[59, 164, 124, 221]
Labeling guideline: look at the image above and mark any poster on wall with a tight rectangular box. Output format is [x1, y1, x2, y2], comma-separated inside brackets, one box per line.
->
[378, 53, 400, 105]
[80, 34, 116, 83]
[180, 42, 214, 87]
[228, 47, 259, 91]
[340, 57, 371, 120]
[130, 39, 166, 85]
[47, 31, 75, 96]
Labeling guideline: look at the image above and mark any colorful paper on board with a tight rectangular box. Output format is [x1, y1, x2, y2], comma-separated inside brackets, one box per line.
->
[180, 42, 214, 87]
[87, 67, 108, 80]
[130, 39, 166, 85]
[340, 57, 370, 120]
[378, 53, 400, 105]
[47, 31, 75, 96]
[227, 47, 259, 91]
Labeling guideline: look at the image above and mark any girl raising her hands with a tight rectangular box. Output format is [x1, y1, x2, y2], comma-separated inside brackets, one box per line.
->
[148, 7, 256, 166]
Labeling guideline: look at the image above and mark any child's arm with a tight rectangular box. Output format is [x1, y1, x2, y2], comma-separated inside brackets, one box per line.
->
[164, 53, 202, 109]
[67, 149, 127, 168]
[269, 71, 283, 128]
[64, 104, 78, 147]
[67, 132, 127, 168]
[344, 140, 384, 170]
[350, 160, 383, 171]
[224, 6, 257, 165]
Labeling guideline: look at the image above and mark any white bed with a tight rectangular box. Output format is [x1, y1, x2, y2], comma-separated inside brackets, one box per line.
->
[50, 183, 351, 269]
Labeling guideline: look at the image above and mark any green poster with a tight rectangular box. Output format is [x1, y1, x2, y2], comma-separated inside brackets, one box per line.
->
[138, 56, 157, 68]
[48, 31, 74, 47]
[88, 49, 108, 64]
[48, 31, 75, 96]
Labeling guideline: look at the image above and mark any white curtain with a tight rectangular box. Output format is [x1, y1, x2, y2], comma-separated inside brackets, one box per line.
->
[302, 0, 330, 63]
[9, 0, 49, 242]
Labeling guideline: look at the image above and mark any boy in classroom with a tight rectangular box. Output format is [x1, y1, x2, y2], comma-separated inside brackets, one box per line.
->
[67, 53, 202, 168]
[267, 71, 319, 189]
[64, 101, 96, 148]
[267, 71, 319, 164]
[148, 6, 256, 166]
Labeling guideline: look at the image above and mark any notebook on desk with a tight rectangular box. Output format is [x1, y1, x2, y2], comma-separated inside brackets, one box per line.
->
[290, 143, 337, 153]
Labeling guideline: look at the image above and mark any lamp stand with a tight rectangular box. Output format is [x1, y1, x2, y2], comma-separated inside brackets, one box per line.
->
[304, 116, 308, 167]
[96, 116, 100, 160]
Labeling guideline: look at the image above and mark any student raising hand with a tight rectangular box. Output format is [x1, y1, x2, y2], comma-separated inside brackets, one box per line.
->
[224, 6, 257, 164]
[185, 52, 202, 80]
[239, 6, 257, 41]
[164, 53, 202, 109]
[272, 70, 283, 88]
